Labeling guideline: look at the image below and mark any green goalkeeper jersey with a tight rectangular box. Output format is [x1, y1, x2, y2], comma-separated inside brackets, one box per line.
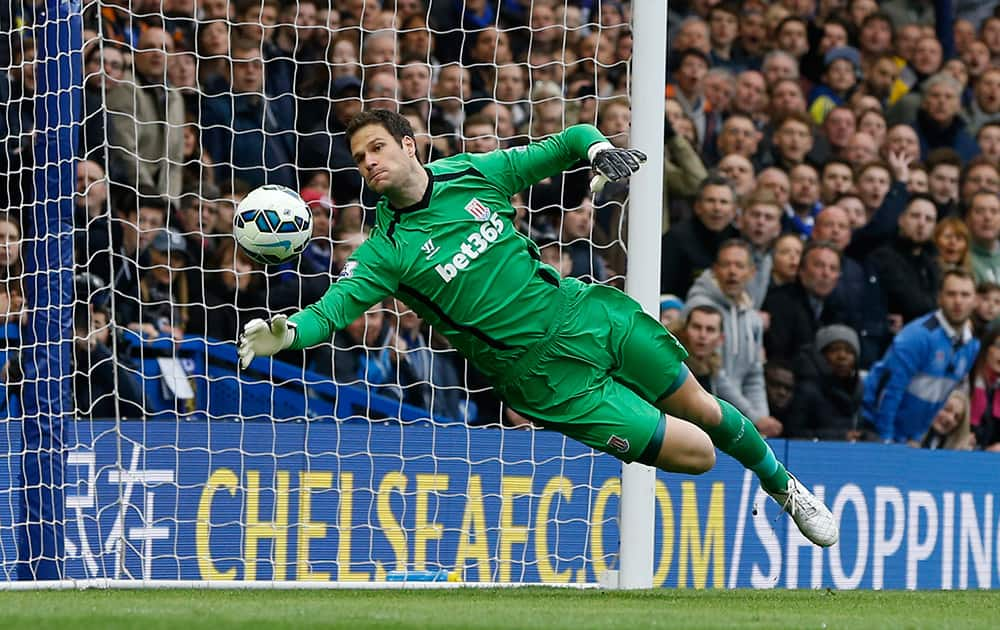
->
[288, 124, 608, 379]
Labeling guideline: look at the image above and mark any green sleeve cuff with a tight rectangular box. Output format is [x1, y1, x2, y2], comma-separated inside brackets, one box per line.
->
[564, 124, 611, 159]
[288, 308, 332, 350]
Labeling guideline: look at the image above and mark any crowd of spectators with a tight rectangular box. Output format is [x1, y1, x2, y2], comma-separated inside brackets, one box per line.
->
[658, 0, 1000, 451]
[0, 0, 1000, 443]
[0, 0, 636, 423]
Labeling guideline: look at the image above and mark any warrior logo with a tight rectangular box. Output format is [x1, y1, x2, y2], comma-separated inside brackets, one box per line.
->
[421, 238, 440, 260]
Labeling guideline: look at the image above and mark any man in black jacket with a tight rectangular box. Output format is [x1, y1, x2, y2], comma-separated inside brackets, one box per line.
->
[846, 157, 912, 261]
[763, 241, 848, 361]
[867, 194, 942, 324]
[813, 204, 890, 368]
[925, 148, 962, 219]
[72, 304, 145, 419]
[661, 175, 739, 297]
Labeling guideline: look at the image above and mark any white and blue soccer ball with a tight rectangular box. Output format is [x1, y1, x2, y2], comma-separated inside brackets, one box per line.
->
[233, 185, 313, 265]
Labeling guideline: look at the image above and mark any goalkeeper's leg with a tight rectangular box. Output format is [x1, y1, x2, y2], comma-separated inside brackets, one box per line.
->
[600, 286, 794, 494]
[653, 371, 789, 493]
[591, 284, 838, 546]
[653, 373, 839, 547]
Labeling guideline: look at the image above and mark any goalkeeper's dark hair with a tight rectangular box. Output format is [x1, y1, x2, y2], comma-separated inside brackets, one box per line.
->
[346, 109, 416, 149]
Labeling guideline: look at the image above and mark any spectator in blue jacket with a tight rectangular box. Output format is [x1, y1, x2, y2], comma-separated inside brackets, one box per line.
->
[862, 269, 980, 443]
[201, 39, 297, 188]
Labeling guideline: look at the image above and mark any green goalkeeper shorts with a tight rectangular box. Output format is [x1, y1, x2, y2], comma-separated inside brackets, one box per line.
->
[493, 280, 689, 463]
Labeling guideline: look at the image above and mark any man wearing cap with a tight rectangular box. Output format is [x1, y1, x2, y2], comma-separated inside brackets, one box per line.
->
[300, 188, 336, 273]
[141, 229, 190, 337]
[808, 46, 862, 124]
[862, 269, 980, 444]
[787, 324, 864, 441]
[659, 294, 684, 329]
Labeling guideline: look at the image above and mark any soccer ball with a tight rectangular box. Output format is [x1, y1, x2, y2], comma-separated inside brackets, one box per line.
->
[233, 185, 313, 265]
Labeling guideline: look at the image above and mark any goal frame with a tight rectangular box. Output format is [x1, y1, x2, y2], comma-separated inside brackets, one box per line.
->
[13, 0, 667, 589]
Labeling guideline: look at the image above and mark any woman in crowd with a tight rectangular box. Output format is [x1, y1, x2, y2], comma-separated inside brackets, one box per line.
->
[0, 215, 23, 282]
[770, 233, 804, 288]
[934, 216, 973, 273]
[969, 325, 1000, 451]
[180, 115, 217, 194]
[920, 389, 974, 449]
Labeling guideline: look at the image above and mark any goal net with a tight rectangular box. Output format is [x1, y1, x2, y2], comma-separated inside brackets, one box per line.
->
[0, 0, 663, 585]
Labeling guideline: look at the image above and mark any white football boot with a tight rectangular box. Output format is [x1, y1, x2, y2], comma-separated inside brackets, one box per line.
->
[767, 473, 839, 547]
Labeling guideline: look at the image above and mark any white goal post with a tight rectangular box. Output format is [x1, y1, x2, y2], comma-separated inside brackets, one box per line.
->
[618, 0, 666, 591]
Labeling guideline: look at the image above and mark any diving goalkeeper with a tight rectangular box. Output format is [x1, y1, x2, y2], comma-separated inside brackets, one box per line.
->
[238, 109, 838, 547]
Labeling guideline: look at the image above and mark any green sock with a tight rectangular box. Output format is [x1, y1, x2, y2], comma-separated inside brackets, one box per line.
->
[703, 397, 790, 494]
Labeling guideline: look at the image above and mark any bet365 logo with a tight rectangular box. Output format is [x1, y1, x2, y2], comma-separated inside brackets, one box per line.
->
[435, 214, 505, 283]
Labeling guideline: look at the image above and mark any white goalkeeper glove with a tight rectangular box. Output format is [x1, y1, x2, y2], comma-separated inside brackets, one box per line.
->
[238, 314, 296, 370]
[588, 141, 648, 193]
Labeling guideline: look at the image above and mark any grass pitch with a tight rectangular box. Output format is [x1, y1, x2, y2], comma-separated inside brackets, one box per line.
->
[0, 588, 996, 629]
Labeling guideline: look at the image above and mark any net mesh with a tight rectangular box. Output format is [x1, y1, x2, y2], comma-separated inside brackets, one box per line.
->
[1, 0, 637, 582]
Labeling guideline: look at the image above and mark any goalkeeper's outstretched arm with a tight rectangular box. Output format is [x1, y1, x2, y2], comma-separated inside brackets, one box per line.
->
[238, 241, 400, 369]
[469, 123, 646, 197]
